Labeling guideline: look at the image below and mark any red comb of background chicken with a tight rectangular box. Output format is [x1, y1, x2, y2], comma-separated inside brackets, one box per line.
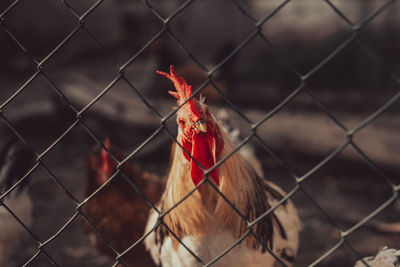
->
[101, 138, 111, 179]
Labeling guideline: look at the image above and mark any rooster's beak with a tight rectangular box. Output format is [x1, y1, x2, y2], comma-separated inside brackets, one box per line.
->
[194, 120, 207, 133]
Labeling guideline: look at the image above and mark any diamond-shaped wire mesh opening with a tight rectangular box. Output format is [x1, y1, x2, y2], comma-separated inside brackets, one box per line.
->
[27, 166, 79, 238]
[1, 0, 78, 60]
[351, 102, 400, 181]
[145, 0, 189, 19]
[291, 190, 343, 265]
[306, 41, 399, 118]
[315, 244, 362, 267]
[82, 1, 164, 65]
[223, 35, 300, 106]
[61, 0, 100, 17]
[0, 31, 37, 84]
[165, 0, 255, 65]
[42, 30, 121, 86]
[254, 92, 348, 175]
[1, 76, 77, 152]
[259, 1, 354, 74]
[328, 0, 395, 23]
[232, 0, 289, 23]
[300, 146, 394, 222]
[1, 0, 399, 266]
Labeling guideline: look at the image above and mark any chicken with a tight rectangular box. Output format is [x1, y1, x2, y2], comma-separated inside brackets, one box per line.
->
[354, 247, 400, 267]
[0, 138, 36, 266]
[144, 66, 301, 267]
[83, 138, 164, 266]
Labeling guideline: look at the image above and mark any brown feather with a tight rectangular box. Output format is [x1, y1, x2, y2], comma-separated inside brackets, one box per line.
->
[154, 130, 287, 252]
[83, 143, 164, 266]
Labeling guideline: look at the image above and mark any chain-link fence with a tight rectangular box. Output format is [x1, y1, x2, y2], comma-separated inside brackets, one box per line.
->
[1, 0, 399, 266]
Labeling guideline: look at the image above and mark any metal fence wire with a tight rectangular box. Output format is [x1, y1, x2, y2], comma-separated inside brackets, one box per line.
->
[1, 0, 399, 266]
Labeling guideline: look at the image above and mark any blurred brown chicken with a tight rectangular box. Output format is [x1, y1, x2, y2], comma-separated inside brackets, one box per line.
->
[82, 138, 164, 266]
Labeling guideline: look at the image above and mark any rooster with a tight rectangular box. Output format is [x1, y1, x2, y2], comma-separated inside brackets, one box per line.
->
[144, 66, 301, 267]
[83, 138, 164, 266]
[0, 138, 36, 266]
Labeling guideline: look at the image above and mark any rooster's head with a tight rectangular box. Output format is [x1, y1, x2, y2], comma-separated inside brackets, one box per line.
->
[157, 65, 224, 187]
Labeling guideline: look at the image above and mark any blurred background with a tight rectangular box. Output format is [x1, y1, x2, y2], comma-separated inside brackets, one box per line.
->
[0, 0, 399, 266]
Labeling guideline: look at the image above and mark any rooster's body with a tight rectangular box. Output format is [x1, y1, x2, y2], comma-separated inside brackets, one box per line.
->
[83, 139, 164, 266]
[144, 66, 301, 267]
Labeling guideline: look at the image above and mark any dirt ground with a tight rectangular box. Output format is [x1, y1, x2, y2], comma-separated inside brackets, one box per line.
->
[1, 63, 399, 267]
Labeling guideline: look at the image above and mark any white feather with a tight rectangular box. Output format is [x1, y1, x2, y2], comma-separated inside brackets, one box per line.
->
[145, 212, 281, 267]
[144, 166, 301, 267]
[354, 247, 400, 267]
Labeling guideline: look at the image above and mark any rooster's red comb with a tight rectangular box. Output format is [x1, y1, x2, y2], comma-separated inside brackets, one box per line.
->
[157, 65, 193, 104]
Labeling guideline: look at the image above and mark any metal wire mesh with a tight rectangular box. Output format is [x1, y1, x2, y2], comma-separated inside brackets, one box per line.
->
[0, 0, 399, 266]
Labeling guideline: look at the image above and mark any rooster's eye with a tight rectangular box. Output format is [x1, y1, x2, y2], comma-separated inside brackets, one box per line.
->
[179, 120, 185, 126]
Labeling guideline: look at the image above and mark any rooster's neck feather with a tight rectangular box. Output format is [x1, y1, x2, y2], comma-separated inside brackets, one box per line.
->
[158, 130, 284, 251]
